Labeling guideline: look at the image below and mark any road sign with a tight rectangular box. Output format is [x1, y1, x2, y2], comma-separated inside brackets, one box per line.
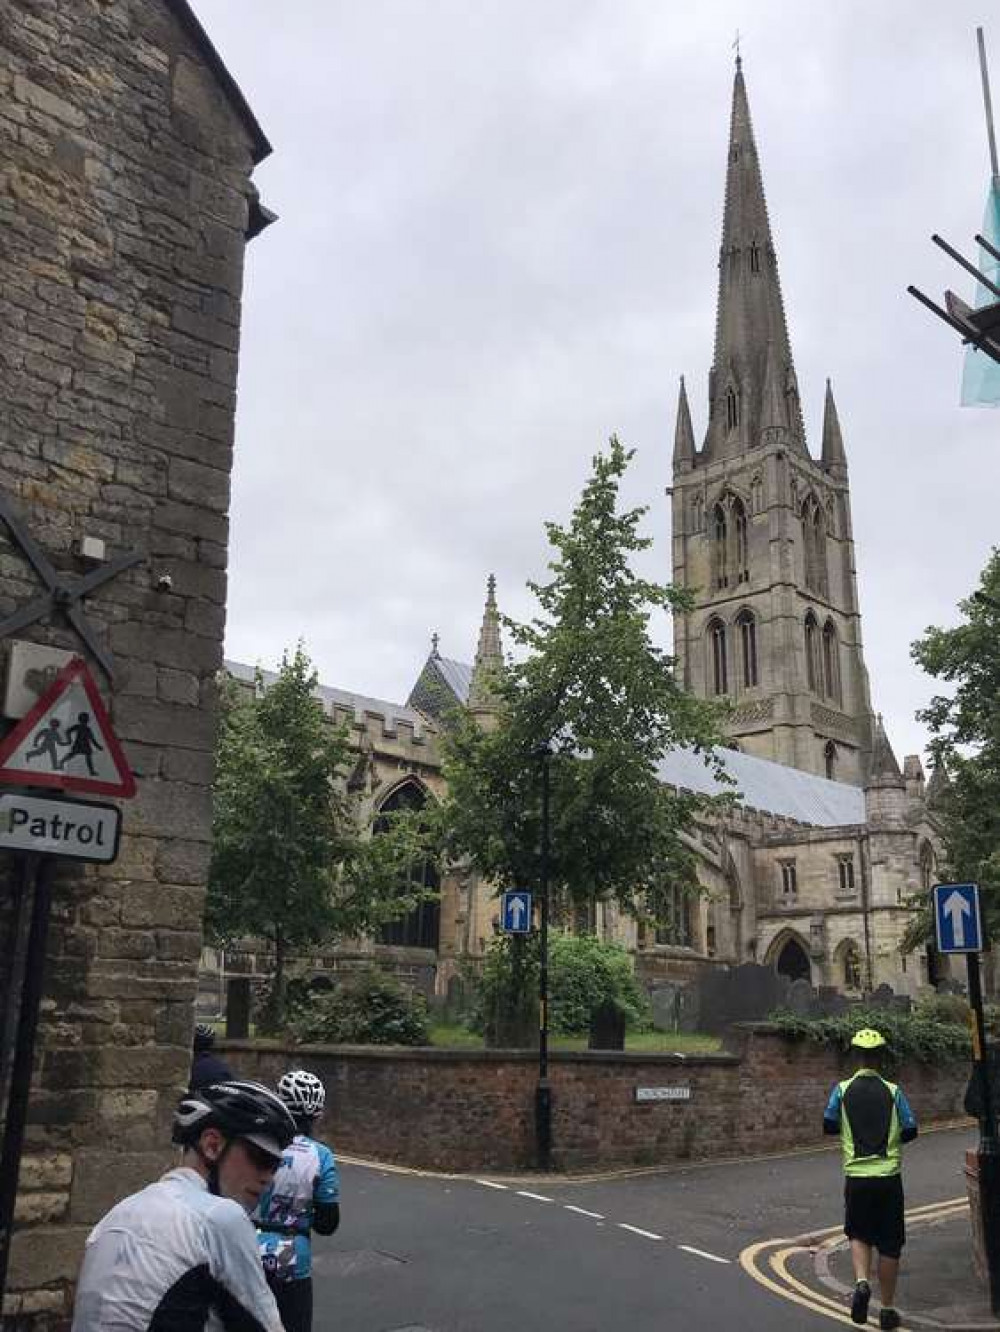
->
[933, 881, 984, 953]
[0, 792, 121, 863]
[0, 656, 135, 798]
[501, 890, 532, 933]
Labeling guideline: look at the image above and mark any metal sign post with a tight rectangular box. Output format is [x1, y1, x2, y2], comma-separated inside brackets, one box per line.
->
[535, 745, 552, 1171]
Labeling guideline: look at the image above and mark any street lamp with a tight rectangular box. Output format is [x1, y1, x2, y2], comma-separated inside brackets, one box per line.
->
[533, 742, 552, 1170]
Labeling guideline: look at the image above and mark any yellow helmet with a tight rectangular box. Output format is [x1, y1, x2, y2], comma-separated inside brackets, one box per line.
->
[851, 1027, 886, 1051]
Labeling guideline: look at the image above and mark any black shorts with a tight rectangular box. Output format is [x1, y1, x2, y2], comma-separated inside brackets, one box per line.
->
[844, 1174, 905, 1259]
[267, 1275, 313, 1332]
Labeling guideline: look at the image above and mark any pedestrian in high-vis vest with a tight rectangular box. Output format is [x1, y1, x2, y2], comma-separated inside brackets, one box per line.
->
[823, 1027, 918, 1330]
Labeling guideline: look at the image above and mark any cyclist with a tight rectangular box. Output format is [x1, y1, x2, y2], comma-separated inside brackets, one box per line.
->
[72, 1080, 296, 1330]
[823, 1027, 918, 1331]
[190, 1021, 234, 1091]
[254, 1069, 340, 1332]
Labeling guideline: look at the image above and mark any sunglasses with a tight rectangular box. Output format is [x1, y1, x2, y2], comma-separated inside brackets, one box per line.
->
[240, 1140, 281, 1172]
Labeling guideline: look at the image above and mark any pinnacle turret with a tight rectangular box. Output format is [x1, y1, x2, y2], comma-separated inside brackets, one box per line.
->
[673, 376, 696, 469]
[468, 574, 503, 718]
[821, 379, 848, 475]
[869, 714, 903, 784]
[702, 60, 805, 462]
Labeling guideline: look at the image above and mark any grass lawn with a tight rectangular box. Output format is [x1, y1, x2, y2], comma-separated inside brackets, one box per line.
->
[427, 1023, 721, 1055]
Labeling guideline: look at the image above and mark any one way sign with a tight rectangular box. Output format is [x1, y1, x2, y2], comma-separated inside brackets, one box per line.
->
[501, 891, 532, 934]
[932, 882, 983, 954]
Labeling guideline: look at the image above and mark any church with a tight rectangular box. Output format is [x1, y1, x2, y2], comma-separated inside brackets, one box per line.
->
[206, 60, 948, 1011]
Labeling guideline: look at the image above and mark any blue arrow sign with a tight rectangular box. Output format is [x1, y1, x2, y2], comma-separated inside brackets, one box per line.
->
[932, 882, 983, 954]
[501, 891, 532, 934]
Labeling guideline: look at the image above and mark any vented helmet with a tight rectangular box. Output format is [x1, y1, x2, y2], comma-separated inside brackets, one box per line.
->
[851, 1028, 886, 1051]
[277, 1069, 326, 1119]
[193, 1023, 215, 1052]
[172, 1080, 296, 1161]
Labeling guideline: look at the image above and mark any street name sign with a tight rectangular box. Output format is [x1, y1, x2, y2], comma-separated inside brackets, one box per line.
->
[932, 881, 983, 954]
[0, 791, 121, 863]
[501, 891, 532, 933]
[635, 1086, 692, 1103]
[0, 656, 135, 798]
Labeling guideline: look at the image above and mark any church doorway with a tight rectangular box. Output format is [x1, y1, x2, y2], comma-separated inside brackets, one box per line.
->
[775, 936, 811, 983]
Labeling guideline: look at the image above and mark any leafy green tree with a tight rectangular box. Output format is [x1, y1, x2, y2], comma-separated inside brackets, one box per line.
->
[910, 548, 1000, 942]
[439, 438, 727, 929]
[207, 646, 436, 1029]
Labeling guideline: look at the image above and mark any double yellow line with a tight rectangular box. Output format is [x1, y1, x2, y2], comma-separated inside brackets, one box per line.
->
[739, 1197, 969, 1326]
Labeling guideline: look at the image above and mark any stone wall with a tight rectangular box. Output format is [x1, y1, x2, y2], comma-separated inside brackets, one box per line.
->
[1, 1, 265, 1320]
[222, 1026, 970, 1173]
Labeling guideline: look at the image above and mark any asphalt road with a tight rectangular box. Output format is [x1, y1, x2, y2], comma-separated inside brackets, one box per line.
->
[311, 1124, 976, 1332]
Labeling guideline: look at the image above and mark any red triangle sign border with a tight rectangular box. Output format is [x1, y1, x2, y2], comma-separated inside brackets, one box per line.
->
[0, 656, 137, 798]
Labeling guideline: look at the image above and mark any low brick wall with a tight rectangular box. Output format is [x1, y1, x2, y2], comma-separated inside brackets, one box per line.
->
[220, 1025, 971, 1172]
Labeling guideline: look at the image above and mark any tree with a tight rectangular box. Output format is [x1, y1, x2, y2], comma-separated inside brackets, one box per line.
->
[439, 438, 727, 930]
[206, 646, 436, 1028]
[910, 548, 1000, 941]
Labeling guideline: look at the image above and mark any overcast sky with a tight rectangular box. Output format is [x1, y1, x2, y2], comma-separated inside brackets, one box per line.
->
[196, 0, 999, 767]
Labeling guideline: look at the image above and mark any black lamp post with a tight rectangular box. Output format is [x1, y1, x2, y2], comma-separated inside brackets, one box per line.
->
[534, 742, 552, 1169]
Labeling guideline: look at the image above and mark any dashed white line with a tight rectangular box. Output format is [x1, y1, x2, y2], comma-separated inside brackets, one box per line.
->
[564, 1204, 605, 1220]
[517, 1190, 554, 1203]
[618, 1223, 663, 1241]
[678, 1244, 731, 1265]
[476, 1180, 508, 1190]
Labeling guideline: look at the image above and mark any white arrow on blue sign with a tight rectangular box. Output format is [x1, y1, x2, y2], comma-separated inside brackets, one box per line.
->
[501, 890, 532, 934]
[932, 881, 983, 954]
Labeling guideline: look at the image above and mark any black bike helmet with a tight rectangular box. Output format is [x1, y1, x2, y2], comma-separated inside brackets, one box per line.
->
[193, 1022, 215, 1053]
[172, 1080, 296, 1162]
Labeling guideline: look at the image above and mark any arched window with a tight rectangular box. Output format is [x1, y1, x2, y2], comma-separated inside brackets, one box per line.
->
[775, 936, 810, 982]
[733, 498, 749, 583]
[824, 740, 837, 780]
[804, 612, 820, 693]
[822, 620, 841, 703]
[726, 386, 739, 432]
[376, 781, 440, 950]
[708, 617, 728, 695]
[655, 886, 693, 947]
[736, 610, 758, 689]
[841, 942, 862, 991]
[713, 504, 728, 589]
[801, 494, 828, 596]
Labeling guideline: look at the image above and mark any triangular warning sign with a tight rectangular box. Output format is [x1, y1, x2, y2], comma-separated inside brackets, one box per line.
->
[0, 657, 136, 798]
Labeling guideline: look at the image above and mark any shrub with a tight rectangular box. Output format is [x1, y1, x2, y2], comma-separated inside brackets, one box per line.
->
[290, 967, 430, 1046]
[767, 1005, 970, 1064]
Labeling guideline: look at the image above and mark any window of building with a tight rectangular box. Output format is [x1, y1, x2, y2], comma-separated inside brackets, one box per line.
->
[804, 612, 820, 693]
[801, 494, 828, 596]
[750, 242, 761, 274]
[733, 499, 749, 583]
[779, 860, 797, 901]
[836, 854, 855, 896]
[726, 386, 739, 431]
[708, 617, 728, 695]
[376, 781, 440, 950]
[713, 504, 728, 588]
[655, 886, 693, 947]
[736, 610, 758, 689]
[822, 620, 841, 704]
[842, 942, 862, 990]
[824, 740, 837, 780]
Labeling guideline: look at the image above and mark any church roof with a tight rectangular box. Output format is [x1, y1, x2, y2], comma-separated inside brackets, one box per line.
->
[436, 655, 473, 704]
[657, 745, 865, 827]
[225, 659, 426, 735]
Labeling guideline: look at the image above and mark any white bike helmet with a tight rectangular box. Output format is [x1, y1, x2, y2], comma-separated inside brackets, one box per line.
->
[277, 1069, 326, 1120]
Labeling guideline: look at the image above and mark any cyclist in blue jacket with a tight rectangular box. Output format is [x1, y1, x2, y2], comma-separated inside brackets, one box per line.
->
[254, 1069, 340, 1332]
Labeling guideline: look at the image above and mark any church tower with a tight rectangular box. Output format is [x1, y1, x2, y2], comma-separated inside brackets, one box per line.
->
[671, 59, 874, 784]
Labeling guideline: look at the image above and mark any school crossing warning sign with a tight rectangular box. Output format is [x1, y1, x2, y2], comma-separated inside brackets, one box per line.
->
[0, 657, 136, 798]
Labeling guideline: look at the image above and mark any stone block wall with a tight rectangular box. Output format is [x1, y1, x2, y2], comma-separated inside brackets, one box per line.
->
[223, 1026, 970, 1174]
[0, 1, 265, 1320]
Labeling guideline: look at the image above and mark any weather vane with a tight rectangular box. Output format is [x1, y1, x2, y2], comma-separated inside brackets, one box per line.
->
[733, 29, 742, 64]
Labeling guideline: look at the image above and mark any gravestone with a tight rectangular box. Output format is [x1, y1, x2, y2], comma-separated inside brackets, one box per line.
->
[651, 985, 681, 1032]
[787, 977, 813, 1015]
[589, 1000, 625, 1051]
[226, 978, 252, 1041]
[694, 962, 790, 1035]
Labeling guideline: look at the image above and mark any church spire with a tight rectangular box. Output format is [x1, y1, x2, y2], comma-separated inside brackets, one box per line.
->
[869, 714, 903, 784]
[673, 375, 696, 470]
[468, 574, 502, 720]
[702, 60, 805, 461]
[821, 378, 848, 476]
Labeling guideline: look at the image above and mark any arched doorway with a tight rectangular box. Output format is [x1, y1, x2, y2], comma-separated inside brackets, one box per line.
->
[775, 936, 811, 983]
[376, 780, 440, 950]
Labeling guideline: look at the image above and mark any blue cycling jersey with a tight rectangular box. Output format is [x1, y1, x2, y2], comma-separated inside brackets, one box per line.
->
[253, 1133, 339, 1282]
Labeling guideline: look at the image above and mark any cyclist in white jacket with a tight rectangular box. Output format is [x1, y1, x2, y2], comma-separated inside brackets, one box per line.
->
[72, 1080, 297, 1331]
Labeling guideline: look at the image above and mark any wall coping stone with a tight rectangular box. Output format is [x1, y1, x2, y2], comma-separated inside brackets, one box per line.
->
[218, 1039, 740, 1067]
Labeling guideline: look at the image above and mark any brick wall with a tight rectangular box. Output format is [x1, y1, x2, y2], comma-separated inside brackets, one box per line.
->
[223, 1025, 971, 1173]
[0, 1, 264, 1320]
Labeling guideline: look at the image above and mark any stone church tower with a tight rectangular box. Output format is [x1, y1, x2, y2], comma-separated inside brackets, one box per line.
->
[671, 58, 875, 784]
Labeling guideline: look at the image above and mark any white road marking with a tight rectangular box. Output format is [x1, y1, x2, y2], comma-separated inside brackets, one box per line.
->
[678, 1243, 731, 1265]
[564, 1204, 605, 1220]
[476, 1180, 508, 1190]
[618, 1223, 663, 1241]
[517, 1190, 554, 1203]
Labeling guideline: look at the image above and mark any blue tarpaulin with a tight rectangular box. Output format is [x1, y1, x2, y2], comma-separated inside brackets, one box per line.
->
[961, 179, 1000, 406]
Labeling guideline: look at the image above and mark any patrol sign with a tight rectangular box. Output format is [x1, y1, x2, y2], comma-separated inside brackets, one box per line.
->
[933, 881, 983, 954]
[0, 791, 121, 863]
[501, 891, 532, 934]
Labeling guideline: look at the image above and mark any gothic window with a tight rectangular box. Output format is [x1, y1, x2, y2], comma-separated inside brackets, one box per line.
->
[775, 936, 810, 982]
[836, 855, 856, 895]
[726, 386, 739, 432]
[376, 781, 440, 950]
[804, 612, 820, 693]
[691, 494, 704, 532]
[824, 740, 837, 780]
[842, 942, 862, 990]
[708, 617, 728, 695]
[733, 498, 749, 583]
[750, 241, 761, 274]
[801, 494, 828, 596]
[736, 610, 758, 689]
[713, 504, 728, 588]
[822, 620, 841, 704]
[655, 886, 693, 947]
[778, 859, 797, 901]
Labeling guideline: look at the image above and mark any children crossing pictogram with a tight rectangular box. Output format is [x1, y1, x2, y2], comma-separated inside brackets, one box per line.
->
[0, 657, 135, 798]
